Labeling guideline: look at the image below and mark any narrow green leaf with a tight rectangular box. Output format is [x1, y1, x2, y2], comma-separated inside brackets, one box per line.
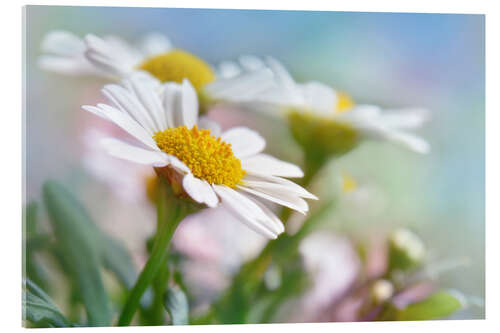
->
[43, 180, 111, 326]
[23, 279, 70, 328]
[164, 285, 189, 325]
[396, 290, 464, 321]
[101, 235, 137, 288]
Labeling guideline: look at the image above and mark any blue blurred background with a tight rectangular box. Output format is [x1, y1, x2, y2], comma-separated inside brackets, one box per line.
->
[25, 6, 484, 319]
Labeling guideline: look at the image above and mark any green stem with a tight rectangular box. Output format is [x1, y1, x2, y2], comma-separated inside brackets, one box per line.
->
[118, 181, 191, 326]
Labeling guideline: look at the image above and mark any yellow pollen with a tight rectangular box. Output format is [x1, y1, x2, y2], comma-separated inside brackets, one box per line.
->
[335, 92, 355, 114]
[342, 172, 358, 193]
[138, 49, 215, 91]
[153, 125, 245, 188]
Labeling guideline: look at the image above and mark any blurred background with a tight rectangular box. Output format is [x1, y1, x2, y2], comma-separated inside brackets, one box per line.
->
[24, 6, 484, 320]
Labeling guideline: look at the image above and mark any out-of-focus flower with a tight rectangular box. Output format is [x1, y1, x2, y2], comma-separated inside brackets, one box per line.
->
[207, 56, 430, 156]
[296, 232, 361, 321]
[82, 72, 316, 239]
[38, 31, 275, 112]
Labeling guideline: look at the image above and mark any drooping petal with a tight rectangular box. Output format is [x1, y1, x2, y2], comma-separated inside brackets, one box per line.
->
[182, 174, 219, 208]
[221, 127, 266, 158]
[213, 185, 281, 239]
[237, 184, 309, 214]
[242, 175, 318, 200]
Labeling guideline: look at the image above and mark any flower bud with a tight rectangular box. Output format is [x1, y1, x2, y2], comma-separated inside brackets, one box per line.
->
[388, 228, 425, 272]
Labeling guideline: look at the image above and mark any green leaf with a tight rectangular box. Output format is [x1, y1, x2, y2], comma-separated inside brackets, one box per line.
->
[43, 180, 111, 326]
[396, 290, 464, 321]
[23, 279, 70, 328]
[164, 285, 189, 325]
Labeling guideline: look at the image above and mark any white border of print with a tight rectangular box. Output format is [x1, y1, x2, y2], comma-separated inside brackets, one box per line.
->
[2, 1, 496, 332]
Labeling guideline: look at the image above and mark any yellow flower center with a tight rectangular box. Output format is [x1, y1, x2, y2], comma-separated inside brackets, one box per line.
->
[138, 49, 215, 92]
[153, 125, 245, 188]
[335, 92, 354, 113]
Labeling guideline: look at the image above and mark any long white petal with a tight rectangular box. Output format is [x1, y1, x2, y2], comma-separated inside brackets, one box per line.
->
[237, 185, 309, 214]
[101, 83, 158, 135]
[125, 72, 167, 131]
[213, 185, 280, 239]
[242, 154, 304, 178]
[100, 138, 168, 166]
[244, 195, 285, 233]
[242, 177, 317, 200]
[221, 127, 266, 158]
[162, 82, 183, 128]
[181, 79, 199, 128]
[82, 104, 159, 150]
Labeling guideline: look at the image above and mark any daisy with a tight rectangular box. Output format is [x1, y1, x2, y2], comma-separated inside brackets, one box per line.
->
[205, 56, 430, 154]
[39, 31, 275, 100]
[82, 72, 317, 239]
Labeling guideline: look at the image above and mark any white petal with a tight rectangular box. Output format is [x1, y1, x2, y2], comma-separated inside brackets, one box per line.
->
[125, 72, 167, 131]
[100, 138, 168, 166]
[82, 104, 159, 150]
[242, 176, 317, 200]
[181, 79, 199, 128]
[377, 108, 430, 129]
[244, 195, 285, 233]
[101, 82, 158, 134]
[182, 174, 219, 208]
[38, 55, 95, 76]
[241, 154, 304, 178]
[213, 185, 281, 239]
[265, 56, 297, 90]
[217, 61, 241, 79]
[40, 30, 85, 56]
[162, 82, 184, 128]
[84, 34, 139, 77]
[221, 127, 266, 158]
[382, 130, 430, 154]
[238, 55, 265, 71]
[237, 184, 309, 214]
[198, 116, 222, 136]
[167, 155, 191, 174]
[204, 68, 275, 102]
[300, 81, 337, 116]
[139, 33, 172, 57]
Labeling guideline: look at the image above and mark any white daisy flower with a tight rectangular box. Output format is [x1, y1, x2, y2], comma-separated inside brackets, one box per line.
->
[206, 56, 430, 154]
[82, 72, 317, 239]
[38, 31, 275, 101]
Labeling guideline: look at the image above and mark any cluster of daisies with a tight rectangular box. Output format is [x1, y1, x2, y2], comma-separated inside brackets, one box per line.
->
[39, 31, 429, 239]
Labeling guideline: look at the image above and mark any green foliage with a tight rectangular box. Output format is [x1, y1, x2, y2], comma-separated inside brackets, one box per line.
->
[23, 202, 51, 292]
[23, 279, 71, 328]
[395, 291, 464, 321]
[43, 180, 111, 326]
[164, 284, 189, 325]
